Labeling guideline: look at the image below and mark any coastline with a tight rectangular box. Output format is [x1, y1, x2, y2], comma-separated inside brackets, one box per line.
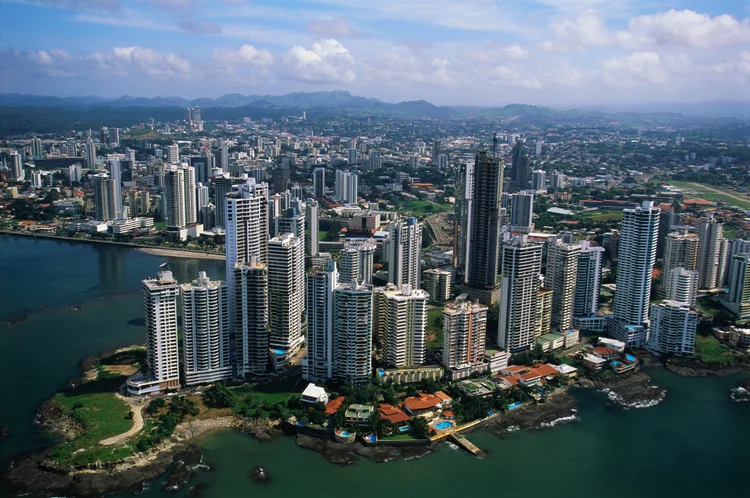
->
[0, 230, 225, 260]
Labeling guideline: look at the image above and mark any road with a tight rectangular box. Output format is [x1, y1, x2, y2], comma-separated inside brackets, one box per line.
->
[100, 394, 146, 446]
[684, 182, 750, 207]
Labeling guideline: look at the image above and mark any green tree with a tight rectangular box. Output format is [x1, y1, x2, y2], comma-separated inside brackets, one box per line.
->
[409, 416, 430, 439]
[202, 383, 235, 408]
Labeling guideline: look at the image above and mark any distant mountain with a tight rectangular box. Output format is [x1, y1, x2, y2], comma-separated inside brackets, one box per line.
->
[579, 100, 750, 120]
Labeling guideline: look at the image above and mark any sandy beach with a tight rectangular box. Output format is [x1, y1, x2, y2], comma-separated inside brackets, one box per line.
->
[135, 247, 225, 260]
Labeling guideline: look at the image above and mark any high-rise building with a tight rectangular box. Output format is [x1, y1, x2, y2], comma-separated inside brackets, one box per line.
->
[664, 267, 699, 306]
[85, 137, 97, 170]
[268, 233, 305, 364]
[339, 240, 376, 285]
[128, 271, 180, 395]
[442, 299, 487, 374]
[574, 242, 605, 317]
[30, 137, 43, 158]
[536, 287, 553, 337]
[92, 173, 116, 221]
[374, 284, 428, 368]
[661, 230, 699, 296]
[510, 191, 534, 234]
[466, 150, 503, 290]
[68, 162, 82, 184]
[545, 238, 580, 330]
[304, 261, 339, 383]
[190, 156, 211, 185]
[109, 158, 123, 218]
[167, 144, 180, 164]
[225, 179, 269, 272]
[196, 182, 210, 209]
[727, 253, 750, 319]
[657, 207, 677, 258]
[214, 176, 248, 227]
[648, 301, 697, 356]
[531, 170, 546, 193]
[609, 201, 660, 348]
[234, 257, 269, 376]
[432, 139, 442, 164]
[305, 199, 319, 257]
[453, 160, 474, 285]
[535, 140, 543, 156]
[220, 141, 229, 173]
[313, 167, 325, 199]
[335, 169, 358, 204]
[333, 280, 373, 388]
[725, 239, 750, 286]
[550, 171, 565, 189]
[423, 268, 452, 303]
[511, 139, 530, 190]
[164, 164, 197, 230]
[9, 152, 24, 181]
[347, 148, 357, 165]
[697, 218, 724, 290]
[110, 128, 120, 146]
[180, 272, 231, 385]
[497, 236, 543, 352]
[388, 217, 422, 289]
[274, 204, 305, 249]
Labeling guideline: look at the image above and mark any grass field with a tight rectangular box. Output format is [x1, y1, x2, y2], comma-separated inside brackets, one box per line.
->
[426, 306, 444, 349]
[397, 199, 452, 217]
[49, 392, 134, 466]
[694, 335, 736, 366]
[668, 181, 750, 210]
[577, 210, 624, 222]
[695, 297, 724, 317]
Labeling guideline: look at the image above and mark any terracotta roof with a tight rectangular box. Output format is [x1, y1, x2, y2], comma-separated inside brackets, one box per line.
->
[592, 346, 618, 356]
[497, 375, 519, 386]
[435, 391, 452, 402]
[501, 365, 528, 374]
[520, 372, 541, 381]
[531, 364, 558, 377]
[325, 396, 346, 415]
[442, 411, 455, 418]
[403, 393, 442, 412]
[378, 403, 410, 424]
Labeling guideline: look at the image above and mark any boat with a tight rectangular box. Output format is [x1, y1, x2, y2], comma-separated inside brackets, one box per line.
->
[159, 262, 169, 268]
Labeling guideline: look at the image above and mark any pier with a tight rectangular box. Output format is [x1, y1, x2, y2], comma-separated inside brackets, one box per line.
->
[449, 433, 486, 458]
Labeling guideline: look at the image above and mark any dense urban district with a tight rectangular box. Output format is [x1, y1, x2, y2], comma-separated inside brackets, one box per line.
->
[3, 93, 750, 496]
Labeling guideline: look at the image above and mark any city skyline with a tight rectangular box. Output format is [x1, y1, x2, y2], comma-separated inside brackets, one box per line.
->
[1, 1, 748, 105]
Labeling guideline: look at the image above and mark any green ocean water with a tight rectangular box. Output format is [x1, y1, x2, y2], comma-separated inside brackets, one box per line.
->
[2, 235, 750, 498]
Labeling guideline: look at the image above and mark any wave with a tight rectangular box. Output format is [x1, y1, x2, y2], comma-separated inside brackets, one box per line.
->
[601, 387, 666, 409]
[730, 387, 750, 403]
[538, 413, 579, 428]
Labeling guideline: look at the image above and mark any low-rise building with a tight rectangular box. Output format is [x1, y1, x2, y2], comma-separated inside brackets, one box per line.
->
[301, 383, 329, 405]
[536, 333, 565, 352]
[402, 392, 448, 415]
[485, 349, 511, 373]
[573, 313, 609, 333]
[552, 364, 578, 378]
[378, 403, 411, 426]
[374, 366, 443, 384]
[583, 353, 607, 370]
[344, 404, 375, 425]
[562, 328, 580, 348]
[597, 337, 626, 352]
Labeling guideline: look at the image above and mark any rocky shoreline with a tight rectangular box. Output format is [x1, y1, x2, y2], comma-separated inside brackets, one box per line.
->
[585, 370, 667, 409]
[663, 358, 748, 378]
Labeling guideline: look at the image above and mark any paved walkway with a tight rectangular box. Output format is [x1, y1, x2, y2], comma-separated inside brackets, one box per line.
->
[100, 394, 146, 446]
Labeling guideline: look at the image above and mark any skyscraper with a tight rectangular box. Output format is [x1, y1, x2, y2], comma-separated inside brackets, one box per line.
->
[196, 182, 210, 209]
[225, 179, 269, 273]
[609, 201, 660, 348]
[432, 139, 442, 164]
[661, 230, 699, 296]
[214, 176, 248, 227]
[268, 233, 305, 365]
[181, 272, 232, 385]
[697, 218, 724, 290]
[190, 156, 210, 184]
[657, 207, 677, 258]
[510, 191, 534, 234]
[550, 171, 565, 189]
[453, 160, 474, 285]
[374, 284, 428, 368]
[333, 280, 373, 388]
[725, 239, 750, 286]
[511, 139, 530, 190]
[574, 242, 605, 317]
[127, 271, 180, 395]
[167, 144, 179, 164]
[531, 170, 546, 193]
[92, 173, 116, 221]
[304, 261, 338, 383]
[664, 267, 699, 306]
[466, 150, 503, 291]
[9, 151, 24, 181]
[85, 137, 97, 170]
[388, 217, 422, 289]
[727, 253, 750, 319]
[30, 137, 43, 158]
[648, 301, 698, 356]
[335, 169, 358, 204]
[313, 167, 325, 199]
[109, 158, 123, 218]
[545, 238, 581, 330]
[423, 268, 452, 303]
[305, 199, 319, 257]
[164, 164, 197, 230]
[234, 257, 269, 376]
[442, 299, 487, 377]
[339, 240, 376, 285]
[497, 236, 543, 352]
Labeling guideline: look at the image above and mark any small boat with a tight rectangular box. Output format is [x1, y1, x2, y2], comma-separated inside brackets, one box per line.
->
[159, 261, 169, 268]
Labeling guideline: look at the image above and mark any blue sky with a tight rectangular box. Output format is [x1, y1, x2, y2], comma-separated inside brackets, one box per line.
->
[1, 0, 749, 105]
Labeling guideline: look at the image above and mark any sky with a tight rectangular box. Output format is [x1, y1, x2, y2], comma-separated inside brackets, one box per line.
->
[0, 0, 749, 106]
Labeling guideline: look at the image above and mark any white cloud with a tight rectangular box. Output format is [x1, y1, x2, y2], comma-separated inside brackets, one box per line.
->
[88, 46, 194, 78]
[306, 18, 358, 37]
[489, 66, 542, 89]
[618, 10, 750, 49]
[282, 39, 356, 84]
[602, 51, 678, 86]
[212, 45, 274, 68]
[542, 10, 612, 51]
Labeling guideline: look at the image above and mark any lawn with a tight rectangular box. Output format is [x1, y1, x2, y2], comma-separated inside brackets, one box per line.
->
[397, 199, 452, 217]
[694, 335, 736, 366]
[48, 391, 134, 466]
[426, 306, 444, 349]
[695, 297, 723, 317]
[668, 181, 750, 210]
[318, 230, 328, 241]
[153, 221, 167, 229]
[381, 433, 417, 441]
[577, 210, 623, 222]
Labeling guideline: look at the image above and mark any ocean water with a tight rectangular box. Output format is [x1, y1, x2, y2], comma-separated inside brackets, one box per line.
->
[2, 235, 750, 498]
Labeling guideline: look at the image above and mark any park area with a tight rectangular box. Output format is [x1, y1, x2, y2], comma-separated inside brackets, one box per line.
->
[577, 210, 623, 222]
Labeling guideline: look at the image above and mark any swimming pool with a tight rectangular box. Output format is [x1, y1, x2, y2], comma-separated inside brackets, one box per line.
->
[508, 402, 521, 410]
[339, 431, 351, 437]
[625, 354, 636, 362]
[433, 421, 453, 430]
[399, 425, 411, 432]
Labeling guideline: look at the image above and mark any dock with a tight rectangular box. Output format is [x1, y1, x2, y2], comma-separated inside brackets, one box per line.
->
[449, 433, 486, 458]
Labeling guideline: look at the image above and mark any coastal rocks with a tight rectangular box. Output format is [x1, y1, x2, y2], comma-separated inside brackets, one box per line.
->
[488, 392, 579, 436]
[163, 446, 204, 492]
[248, 466, 272, 484]
[295, 434, 359, 466]
[730, 378, 750, 402]
[398, 445, 433, 461]
[354, 443, 401, 463]
[594, 371, 666, 409]
[234, 417, 282, 441]
[36, 399, 83, 440]
[664, 358, 746, 377]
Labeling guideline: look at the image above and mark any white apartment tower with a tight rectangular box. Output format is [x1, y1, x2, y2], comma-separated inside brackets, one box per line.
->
[388, 217, 422, 289]
[335, 169, 358, 204]
[661, 231, 699, 296]
[167, 144, 180, 164]
[531, 170, 546, 193]
[333, 280, 374, 388]
[498, 236, 543, 352]
[234, 257, 269, 376]
[128, 271, 180, 395]
[545, 238, 580, 330]
[442, 299, 488, 371]
[340, 240, 376, 285]
[697, 218, 724, 290]
[665, 267, 699, 306]
[165, 164, 197, 229]
[306, 199, 319, 257]
[225, 179, 269, 277]
[609, 201, 659, 348]
[574, 241, 605, 317]
[373, 284, 428, 368]
[304, 261, 339, 383]
[510, 191, 534, 234]
[648, 301, 698, 356]
[727, 253, 750, 320]
[268, 233, 305, 363]
[92, 173, 117, 221]
[423, 268, 452, 303]
[181, 272, 232, 385]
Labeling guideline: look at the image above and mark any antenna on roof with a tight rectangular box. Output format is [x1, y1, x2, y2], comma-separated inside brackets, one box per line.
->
[492, 132, 498, 157]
